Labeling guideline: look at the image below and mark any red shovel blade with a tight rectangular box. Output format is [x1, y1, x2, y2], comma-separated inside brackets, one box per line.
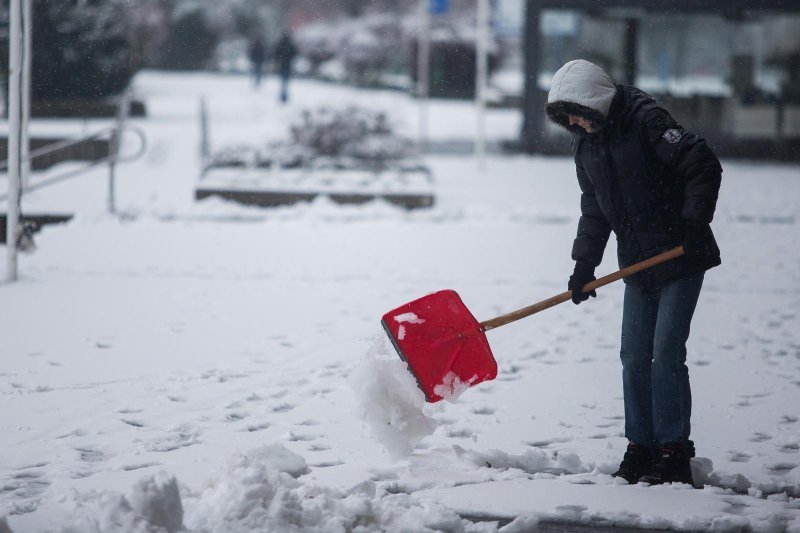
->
[381, 290, 497, 403]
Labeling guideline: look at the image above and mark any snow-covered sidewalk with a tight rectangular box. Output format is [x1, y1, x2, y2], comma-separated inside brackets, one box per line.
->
[1, 72, 799, 532]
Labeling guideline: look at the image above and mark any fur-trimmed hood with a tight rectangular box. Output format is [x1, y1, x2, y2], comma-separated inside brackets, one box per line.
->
[545, 60, 617, 135]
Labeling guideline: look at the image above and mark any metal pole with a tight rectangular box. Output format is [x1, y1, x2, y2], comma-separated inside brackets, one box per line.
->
[475, 0, 489, 171]
[200, 96, 210, 166]
[6, 0, 22, 282]
[21, 0, 31, 188]
[520, 0, 543, 152]
[417, 0, 430, 152]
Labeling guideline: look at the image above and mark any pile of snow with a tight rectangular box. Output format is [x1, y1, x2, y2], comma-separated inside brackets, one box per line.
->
[59, 472, 183, 533]
[56, 445, 506, 533]
[185, 444, 483, 532]
[349, 334, 437, 459]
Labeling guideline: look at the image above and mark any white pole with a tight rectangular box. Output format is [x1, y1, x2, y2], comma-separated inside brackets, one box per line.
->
[108, 91, 130, 214]
[200, 96, 210, 164]
[21, 0, 31, 188]
[417, 0, 430, 152]
[475, 0, 489, 171]
[6, 0, 22, 282]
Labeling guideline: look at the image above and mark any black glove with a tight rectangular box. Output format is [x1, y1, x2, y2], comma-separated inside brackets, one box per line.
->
[568, 261, 597, 305]
[683, 222, 710, 257]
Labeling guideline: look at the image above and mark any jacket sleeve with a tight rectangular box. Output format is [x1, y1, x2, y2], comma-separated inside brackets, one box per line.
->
[643, 108, 722, 224]
[571, 152, 611, 267]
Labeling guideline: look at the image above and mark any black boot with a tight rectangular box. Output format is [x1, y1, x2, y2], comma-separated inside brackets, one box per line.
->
[640, 442, 695, 486]
[612, 442, 653, 484]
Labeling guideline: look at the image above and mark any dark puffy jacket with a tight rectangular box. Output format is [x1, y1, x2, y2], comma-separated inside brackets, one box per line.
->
[571, 85, 722, 291]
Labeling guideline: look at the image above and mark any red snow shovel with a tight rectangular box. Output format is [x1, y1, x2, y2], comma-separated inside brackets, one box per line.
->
[382, 246, 685, 402]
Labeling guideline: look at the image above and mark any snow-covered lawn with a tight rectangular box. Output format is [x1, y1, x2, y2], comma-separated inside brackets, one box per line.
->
[1, 71, 799, 532]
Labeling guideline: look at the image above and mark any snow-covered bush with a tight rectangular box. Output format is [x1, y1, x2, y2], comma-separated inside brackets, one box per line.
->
[207, 106, 417, 173]
[288, 106, 413, 167]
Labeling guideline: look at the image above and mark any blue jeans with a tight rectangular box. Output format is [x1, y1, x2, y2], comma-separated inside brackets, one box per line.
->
[620, 272, 704, 452]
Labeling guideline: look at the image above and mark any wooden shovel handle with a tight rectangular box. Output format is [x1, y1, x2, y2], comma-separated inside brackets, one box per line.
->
[480, 246, 684, 332]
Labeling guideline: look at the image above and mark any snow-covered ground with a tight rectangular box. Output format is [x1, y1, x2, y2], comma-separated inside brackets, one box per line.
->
[1, 71, 799, 532]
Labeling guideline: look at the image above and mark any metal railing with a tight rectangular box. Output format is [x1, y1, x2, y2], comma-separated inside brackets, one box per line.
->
[0, 124, 147, 207]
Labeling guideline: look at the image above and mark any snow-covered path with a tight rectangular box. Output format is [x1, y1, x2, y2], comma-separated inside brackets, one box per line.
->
[1, 72, 799, 532]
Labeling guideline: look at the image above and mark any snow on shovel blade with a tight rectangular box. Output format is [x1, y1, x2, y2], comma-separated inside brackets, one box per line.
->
[381, 290, 497, 403]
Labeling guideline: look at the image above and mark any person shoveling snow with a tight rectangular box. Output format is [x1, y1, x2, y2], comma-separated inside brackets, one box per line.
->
[377, 59, 722, 489]
[545, 59, 722, 487]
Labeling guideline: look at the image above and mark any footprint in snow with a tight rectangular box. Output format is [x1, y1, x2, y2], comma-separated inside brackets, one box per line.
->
[57, 428, 87, 439]
[780, 442, 800, 453]
[780, 415, 798, 424]
[122, 419, 146, 428]
[271, 403, 295, 413]
[766, 462, 798, 475]
[728, 451, 752, 463]
[308, 444, 331, 452]
[750, 432, 773, 443]
[526, 437, 572, 448]
[122, 462, 161, 472]
[286, 432, 317, 442]
[737, 392, 772, 407]
[500, 364, 525, 375]
[225, 411, 248, 422]
[70, 469, 95, 480]
[75, 448, 105, 463]
[446, 428, 475, 439]
[4, 468, 51, 508]
[118, 408, 143, 414]
[471, 406, 495, 415]
[244, 422, 270, 432]
[594, 422, 618, 429]
[527, 350, 548, 360]
[143, 427, 200, 452]
[310, 460, 344, 468]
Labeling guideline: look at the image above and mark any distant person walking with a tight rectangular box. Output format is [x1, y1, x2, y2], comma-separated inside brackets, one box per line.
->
[274, 31, 297, 103]
[248, 37, 267, 88]
[545, 60, 722, 487]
